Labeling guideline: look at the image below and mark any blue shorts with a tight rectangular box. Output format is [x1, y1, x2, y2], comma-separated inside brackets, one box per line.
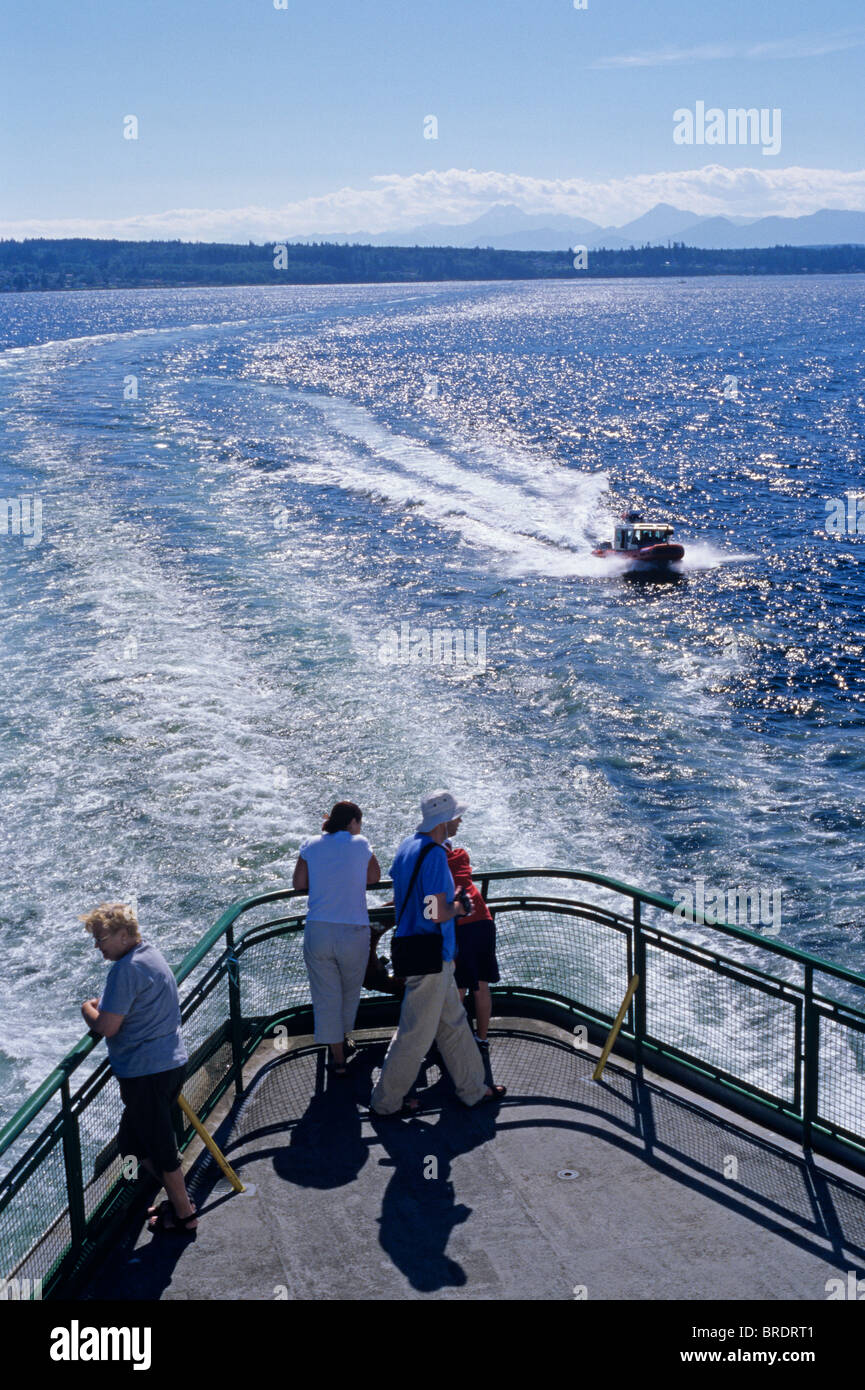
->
[454, 919, 500, 991]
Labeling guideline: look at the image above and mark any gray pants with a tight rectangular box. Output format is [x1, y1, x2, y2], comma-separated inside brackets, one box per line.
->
[370, 960, 487, 1114]
[303, 920, 370, 1044]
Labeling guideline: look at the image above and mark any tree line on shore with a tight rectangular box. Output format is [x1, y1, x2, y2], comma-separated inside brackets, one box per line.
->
[0, 237, 863, 291]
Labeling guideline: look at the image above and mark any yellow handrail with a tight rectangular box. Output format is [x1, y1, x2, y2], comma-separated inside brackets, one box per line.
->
[178, 1096, 245, 1193]
[592, 975, 640, 1081]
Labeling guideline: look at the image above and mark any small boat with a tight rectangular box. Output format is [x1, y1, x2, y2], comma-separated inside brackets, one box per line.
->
[593, 510, 684, 572]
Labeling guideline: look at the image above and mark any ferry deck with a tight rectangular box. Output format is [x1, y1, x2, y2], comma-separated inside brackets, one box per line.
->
[3, 870, 865, 1302]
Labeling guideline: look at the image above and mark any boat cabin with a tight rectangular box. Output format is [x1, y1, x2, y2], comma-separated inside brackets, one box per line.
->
[614, 522, 675, 551]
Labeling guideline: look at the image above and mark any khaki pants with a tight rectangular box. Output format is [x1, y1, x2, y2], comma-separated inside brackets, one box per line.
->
[303, 920, 370, 1044]
[370, 960, 487, 1114]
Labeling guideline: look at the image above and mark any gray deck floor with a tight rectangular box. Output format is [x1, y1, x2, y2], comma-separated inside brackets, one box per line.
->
[82, 1019, 865, 1300]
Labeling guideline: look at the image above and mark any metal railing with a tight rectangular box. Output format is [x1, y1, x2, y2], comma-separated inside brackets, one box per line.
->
[2, 868, 865, 1298]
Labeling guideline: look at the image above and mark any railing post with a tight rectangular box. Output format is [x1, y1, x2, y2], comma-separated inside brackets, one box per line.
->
[60, 1078, 87, 1265]
[225, 927, 244, 1099]
[633, 898, 646, 1073]
[803, 963, 818, 1151]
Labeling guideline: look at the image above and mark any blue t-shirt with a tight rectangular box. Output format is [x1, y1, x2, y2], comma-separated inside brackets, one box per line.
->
[390, 833, 456, 962]
[98, 942, 188, 1079]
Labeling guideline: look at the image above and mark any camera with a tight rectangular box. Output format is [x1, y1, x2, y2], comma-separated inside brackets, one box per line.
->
[455, 888, 472, 916]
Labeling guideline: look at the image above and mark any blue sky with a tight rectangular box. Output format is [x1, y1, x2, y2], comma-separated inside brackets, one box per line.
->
[1, 0, 863, 238]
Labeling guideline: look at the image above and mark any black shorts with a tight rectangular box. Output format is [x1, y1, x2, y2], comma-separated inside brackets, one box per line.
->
[454, 919, 500, 991]
[117, 1064, 186, 1176]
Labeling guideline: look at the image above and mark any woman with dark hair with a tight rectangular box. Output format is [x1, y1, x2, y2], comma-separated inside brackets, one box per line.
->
[293, 801, 381, 1075]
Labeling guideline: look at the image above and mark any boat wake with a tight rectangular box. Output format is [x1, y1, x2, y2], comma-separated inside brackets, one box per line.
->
[252, 383, 615, 578]
[235, 385, 752, 582]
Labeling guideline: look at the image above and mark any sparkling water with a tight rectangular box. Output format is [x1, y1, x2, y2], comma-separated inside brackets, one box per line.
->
[1, 277, 863, 1122]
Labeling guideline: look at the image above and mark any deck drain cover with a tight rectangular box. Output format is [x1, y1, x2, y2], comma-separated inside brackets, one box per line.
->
[557, 1169, 579, 1180]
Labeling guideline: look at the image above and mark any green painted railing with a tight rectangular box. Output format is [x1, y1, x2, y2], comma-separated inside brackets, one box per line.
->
[1, 868, 864, 1299]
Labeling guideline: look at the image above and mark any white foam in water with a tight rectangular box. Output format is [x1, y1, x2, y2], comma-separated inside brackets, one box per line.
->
[679, 542, 758, 571]
[0, 419, 625, 1109]
[0, 495, 312, 1097]
[0, 328, 163, 369]
[268, 387, 615, 577]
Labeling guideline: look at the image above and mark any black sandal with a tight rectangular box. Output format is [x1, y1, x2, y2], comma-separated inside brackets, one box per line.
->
[146, 1198, 172, 1229]
[171, 1206, 199, 1232]
[369, 1098, 420, 1120]
[148, 1201, 198, 1234]
[470, 1085, 507, 1107]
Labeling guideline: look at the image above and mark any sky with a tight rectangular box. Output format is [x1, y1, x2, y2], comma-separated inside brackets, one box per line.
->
[1, 0, 863, 240]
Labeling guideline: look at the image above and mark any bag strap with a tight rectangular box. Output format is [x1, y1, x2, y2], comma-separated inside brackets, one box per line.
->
[395, 841, 444, 931]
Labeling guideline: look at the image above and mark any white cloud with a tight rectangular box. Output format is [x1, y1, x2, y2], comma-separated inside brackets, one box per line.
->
[594, 43, 740, 70]
[2, 166, 864, 242]
[593, 29, 865, 69]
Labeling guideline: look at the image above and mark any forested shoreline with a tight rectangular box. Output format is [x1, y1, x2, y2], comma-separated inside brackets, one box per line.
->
[1, 237, 863, 291]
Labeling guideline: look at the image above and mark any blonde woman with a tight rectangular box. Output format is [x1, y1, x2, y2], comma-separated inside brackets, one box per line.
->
[80, 903, 196, 1233]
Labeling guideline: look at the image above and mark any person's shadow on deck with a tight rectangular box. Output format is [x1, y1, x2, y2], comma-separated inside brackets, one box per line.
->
[265, 1042, 498, 1291]
[362, 1051, 500, 1294]
[271, 1073, 367, 1190]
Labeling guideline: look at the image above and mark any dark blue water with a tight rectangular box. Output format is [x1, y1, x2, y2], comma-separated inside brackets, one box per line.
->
[0, 276, 863, 1117]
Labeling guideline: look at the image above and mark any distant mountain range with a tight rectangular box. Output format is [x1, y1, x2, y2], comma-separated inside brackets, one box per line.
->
[295, 202, 865, 251]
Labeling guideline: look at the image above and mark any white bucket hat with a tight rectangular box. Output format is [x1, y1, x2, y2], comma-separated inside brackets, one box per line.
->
[416, 789, 468, 834]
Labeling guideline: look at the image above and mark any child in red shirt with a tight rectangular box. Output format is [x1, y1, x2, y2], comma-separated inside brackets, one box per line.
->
[445, 824, 499, 1045]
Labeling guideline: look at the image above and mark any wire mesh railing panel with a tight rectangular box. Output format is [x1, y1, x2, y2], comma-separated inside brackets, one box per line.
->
[181, 1040, 234, 1122]
[238, 929, 308, 1019]
[77, 1074, 125, 1222]
[0, 1091, 61, 1182]
[642, 907, 807, 993]
[0, 1138, 70, 1283]
[645, 942, 799, 1106]
[493, 907, 630, 1022]
[813, 968, 865, 1016]
[180, 971, 231, 1058]
[231, 1050, 324, 1143]
[817, 1015, 865, 1142]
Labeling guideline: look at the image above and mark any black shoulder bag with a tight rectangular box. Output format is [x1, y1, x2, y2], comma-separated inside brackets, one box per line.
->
[390, 842, 446, 978]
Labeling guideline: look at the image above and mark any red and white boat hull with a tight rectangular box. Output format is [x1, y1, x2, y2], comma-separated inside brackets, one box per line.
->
[593, 542, 684, 568]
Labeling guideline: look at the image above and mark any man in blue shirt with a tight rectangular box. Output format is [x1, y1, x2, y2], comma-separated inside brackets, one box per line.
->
[370, 791, 506, 1117]
[80, 902, 197, 1233]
